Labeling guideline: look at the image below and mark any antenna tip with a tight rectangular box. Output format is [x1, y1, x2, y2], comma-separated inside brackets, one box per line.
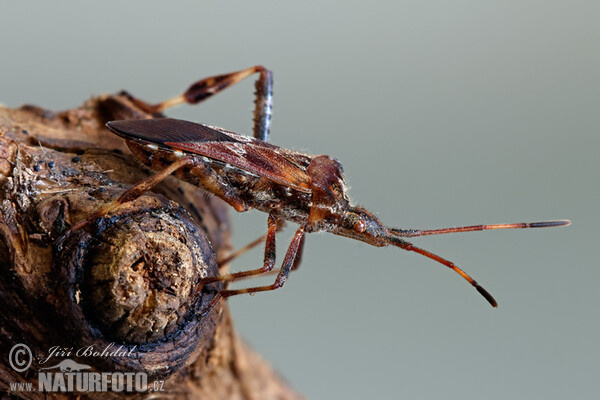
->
[476, 285, 498, 308]
[530, 219, 571, 228]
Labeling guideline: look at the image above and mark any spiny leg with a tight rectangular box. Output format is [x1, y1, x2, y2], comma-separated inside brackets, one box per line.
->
[67, 156, 195, 233]
[125, 65, 273, 142]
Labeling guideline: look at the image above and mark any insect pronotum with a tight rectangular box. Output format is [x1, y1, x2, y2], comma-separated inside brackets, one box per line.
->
[70, 66, 570, 309]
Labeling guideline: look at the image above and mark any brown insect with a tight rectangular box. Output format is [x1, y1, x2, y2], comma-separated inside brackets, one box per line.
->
[71, 66, 570, 309]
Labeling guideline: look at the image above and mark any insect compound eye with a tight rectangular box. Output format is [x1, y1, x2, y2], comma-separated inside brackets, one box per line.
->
[353, 219, 366, 233]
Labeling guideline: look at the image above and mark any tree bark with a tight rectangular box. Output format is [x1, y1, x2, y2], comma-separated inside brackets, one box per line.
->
[0, 95, 303, 399]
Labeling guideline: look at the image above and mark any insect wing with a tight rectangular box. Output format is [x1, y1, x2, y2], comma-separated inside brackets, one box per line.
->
[166, 141, 312, 193]
[107, 118, 240, 144]
[107, 118, 312, 193]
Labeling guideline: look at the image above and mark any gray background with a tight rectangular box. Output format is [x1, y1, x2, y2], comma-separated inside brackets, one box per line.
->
[1, 1, 597, 399]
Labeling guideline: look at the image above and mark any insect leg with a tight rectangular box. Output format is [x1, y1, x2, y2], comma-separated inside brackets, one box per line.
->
[290, 232, 305, 272]
[198, 226, 304, 315]
[219, 226, 305, 298]
[214, 222, 305, 282]
[126, 66, 273, 141]
[214, 225, 304, 285]
[202, 213, 279, 285]
[257, 233, 304, 276]
[68, 156, 194, 233]
[200, 226, 305, 300]
[179, 65, 273, 142]
[217, 219, 286, 266]
[257, 232, 304, 275]
[187, 163, 247, 212]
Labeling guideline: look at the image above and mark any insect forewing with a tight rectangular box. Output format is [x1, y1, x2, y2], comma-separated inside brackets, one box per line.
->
[107, 118, 312, 193]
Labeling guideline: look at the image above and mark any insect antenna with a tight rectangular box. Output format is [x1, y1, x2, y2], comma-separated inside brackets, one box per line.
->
[387, 219, 571, 307]
[386, 236, 498, 307]
[385, 219, 570, 307]
[388, 219, 571, 237]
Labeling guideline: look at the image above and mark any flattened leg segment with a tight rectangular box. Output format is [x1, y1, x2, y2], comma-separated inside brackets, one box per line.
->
[128, 66, 274, 142]
[179, 66, 273, 142]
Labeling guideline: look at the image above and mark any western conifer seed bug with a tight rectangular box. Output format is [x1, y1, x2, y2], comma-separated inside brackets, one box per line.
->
[70, 65, 570, 309]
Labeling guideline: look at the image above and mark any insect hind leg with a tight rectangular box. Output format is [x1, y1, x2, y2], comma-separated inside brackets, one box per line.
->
[126, 66, 273, 142]
[67, 156, 194, 234]
[180, 66, 273, 142]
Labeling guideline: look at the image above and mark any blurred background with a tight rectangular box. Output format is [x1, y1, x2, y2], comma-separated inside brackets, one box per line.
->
[1, 1, 597, 399]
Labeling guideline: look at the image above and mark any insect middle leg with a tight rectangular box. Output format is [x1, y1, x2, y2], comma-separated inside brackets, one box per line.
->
[124, 65, 273, 141]
[199, 218, 306, 300]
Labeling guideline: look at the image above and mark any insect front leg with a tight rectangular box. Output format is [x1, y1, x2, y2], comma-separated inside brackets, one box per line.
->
[290, 233, 305, 272]
[125, 66, 273, 142]
[201, 213, 280, 285]
[220, 226, 305, 298]
[214, 231, 305, 283]
[217, 219, 287, 266]
[200, 222, 305, 311]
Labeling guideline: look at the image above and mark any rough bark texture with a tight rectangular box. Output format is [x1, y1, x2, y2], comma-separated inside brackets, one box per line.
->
[0, 96, 303, 399]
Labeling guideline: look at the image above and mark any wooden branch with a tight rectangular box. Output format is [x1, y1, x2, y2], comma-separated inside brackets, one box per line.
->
[0, 96, 303, 399]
